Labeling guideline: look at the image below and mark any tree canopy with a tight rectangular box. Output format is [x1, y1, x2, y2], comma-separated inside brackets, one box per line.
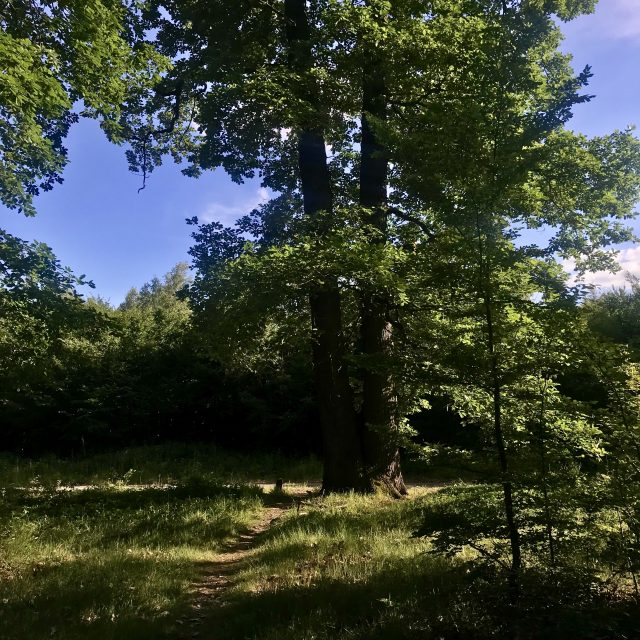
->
[0, 0, 167, 214]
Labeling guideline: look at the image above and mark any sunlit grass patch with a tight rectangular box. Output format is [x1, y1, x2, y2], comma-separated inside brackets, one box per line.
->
[196, 490, 468, 640]
[2, 449, 638, 640]
[0, 479, 263, 640]
[0, 443, 322, 488]
[186, 484, 640, 640]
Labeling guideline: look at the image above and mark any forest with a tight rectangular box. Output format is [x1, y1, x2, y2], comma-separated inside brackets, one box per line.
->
[2, 0, 640, 638]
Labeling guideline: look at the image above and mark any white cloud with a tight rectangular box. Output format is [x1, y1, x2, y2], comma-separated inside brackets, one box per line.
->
[199, 187, 269, 224]
[563, 0, 640, 41]
[564, 245, 640, 290]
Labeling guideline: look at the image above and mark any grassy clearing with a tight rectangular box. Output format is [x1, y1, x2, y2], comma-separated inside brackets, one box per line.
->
[193, 486, 640, 640]
[1, 447, 638, 639]
[0, 473, 264, 639]
[194, 487, 472, 640]
[0, 443, 321, 488]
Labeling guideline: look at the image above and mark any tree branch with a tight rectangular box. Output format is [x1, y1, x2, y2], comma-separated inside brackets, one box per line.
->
[389, 207, 436, 241]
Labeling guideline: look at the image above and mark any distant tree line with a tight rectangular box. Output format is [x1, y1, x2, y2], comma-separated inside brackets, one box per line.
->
[0, 234, 319, 455]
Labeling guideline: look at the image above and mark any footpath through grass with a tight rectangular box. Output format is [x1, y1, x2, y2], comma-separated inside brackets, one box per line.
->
[0, 445, 316, 640]
[0, 484, 264, 639]
[209, 487, 466, 640]
[191, 487, 640, 640]
[1, 445, 638, 639]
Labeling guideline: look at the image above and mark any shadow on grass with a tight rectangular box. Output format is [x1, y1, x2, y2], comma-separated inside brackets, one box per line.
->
[2, 481, 265, 544]
[0, 553, 195, 640]
[4, 542, 635, 640]
[193, 554, 468, 640]
[189, 556, 640, 640]
[0, 480, 267, 640]
[188, 493, 640, 640]
[2, 484, 638, 640]
[2, 478, 264, 514]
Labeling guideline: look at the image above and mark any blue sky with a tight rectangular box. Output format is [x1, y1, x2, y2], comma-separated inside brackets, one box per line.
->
[2, 0, 640, 303]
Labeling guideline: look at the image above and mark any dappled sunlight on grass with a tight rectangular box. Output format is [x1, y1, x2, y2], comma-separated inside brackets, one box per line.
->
[190, 487, 640, 640]
[0, 479, 264, 640]
[2, 452, 638, 640]
[193, 491, 468, 640]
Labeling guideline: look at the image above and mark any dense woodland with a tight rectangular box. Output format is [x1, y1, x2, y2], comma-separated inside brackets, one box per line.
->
[2, 0, 640, 638]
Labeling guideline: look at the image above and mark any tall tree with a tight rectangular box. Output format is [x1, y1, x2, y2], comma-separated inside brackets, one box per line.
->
[386, 0, 640, 592]
[109, 0, 627, 494]
[112, 0, 407, 491]
[357, 1, 406, 494]
[282, 0, 365, 491]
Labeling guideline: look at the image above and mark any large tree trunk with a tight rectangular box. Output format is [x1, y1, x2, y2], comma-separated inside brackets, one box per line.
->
[285, 0, 365, 492]
[358, 33, 407, 496]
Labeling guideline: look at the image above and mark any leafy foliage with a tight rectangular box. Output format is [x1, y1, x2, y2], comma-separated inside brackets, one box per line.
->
[0, 0, 168, 214]
[0, 242, 319, 455]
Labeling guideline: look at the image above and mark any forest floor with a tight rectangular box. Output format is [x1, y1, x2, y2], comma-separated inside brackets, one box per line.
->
[0, 445, 638, 640]
[176, 483, 449, 640]
[185, 504, 286, 611]
[176, 487, 310, 639]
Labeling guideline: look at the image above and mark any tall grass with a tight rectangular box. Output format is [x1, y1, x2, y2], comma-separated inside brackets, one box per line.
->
[190, 488, 640, 640]
[0, 476, 263, 639]
[192, 489, 473, 640]
[0, 443, 321, 487]
[2, 446, 638, 639]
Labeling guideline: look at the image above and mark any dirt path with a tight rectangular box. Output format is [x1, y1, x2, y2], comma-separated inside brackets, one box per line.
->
[176, 487, 317, 639]
[174, 482, 446, 638]
[176, 505, 285, 638]
[192, 506, 284, 600]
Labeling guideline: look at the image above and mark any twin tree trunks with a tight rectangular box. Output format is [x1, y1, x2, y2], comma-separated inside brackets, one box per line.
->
[285, 0, 406, 495]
